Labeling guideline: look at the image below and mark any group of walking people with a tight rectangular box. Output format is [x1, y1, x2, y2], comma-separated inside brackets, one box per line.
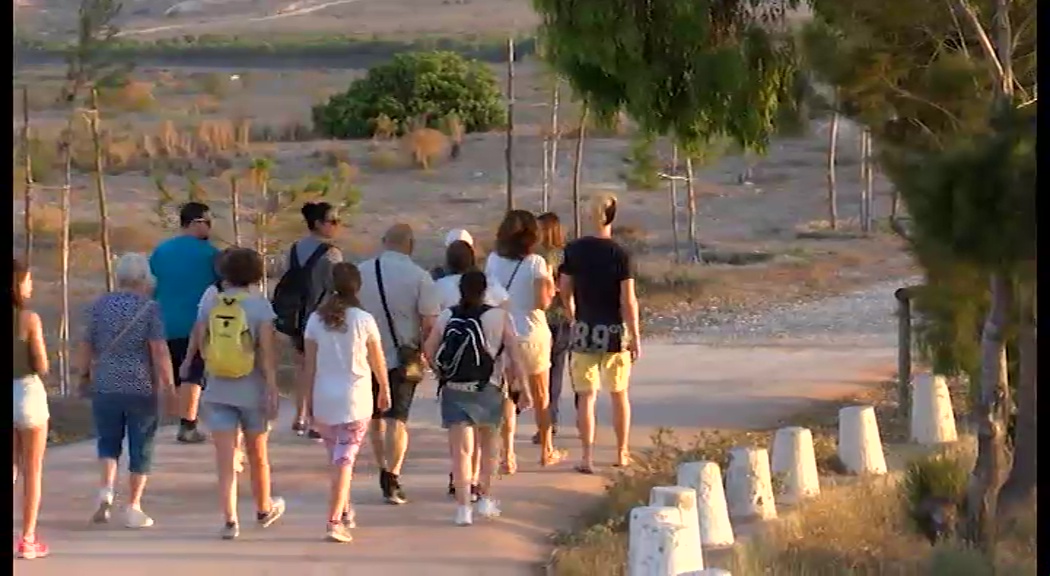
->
[12, 191, 640, 558]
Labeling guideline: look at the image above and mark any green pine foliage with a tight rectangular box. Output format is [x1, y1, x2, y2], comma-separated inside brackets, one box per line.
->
[311, 51, 506, 139]
[533, 0, 802, 154]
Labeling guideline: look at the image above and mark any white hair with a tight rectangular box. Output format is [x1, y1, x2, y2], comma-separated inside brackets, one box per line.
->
[114, 253, 155, 289]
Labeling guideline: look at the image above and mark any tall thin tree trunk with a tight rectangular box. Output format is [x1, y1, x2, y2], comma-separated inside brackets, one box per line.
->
[89, 88, 114, 291]
[59, 138, 73, 396]
[891, 189, 902, 223]
[966, 273, 1013, 550]
[997, 283, 1037, 518]
[571, 103, 588, 239]
[259, 180, 269, 294]
[504, 37, 515, 213]
[865, 129, 875, 231]
[859, 129, 870, 233]
[546, 81, 560, 212]
[827, 113, 839, 230]
[21, 86, 34, 267]
[685, 157, 701, 263]
[964, 0, 1017, 550]
[541, 119, 550, 212]
[230, 176, 242, 245]
[669, 145, 681, 262]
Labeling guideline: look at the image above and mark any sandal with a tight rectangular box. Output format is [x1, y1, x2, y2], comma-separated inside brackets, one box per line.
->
[574, 463, 595, 475]
[541, 448, 569, 467]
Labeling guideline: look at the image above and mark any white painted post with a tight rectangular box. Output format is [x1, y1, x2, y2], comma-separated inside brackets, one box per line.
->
[628, 506, 701, 576]
[837, 405, 888, 475]
[910, 374, 959, 445]
[649, 486, 705, 572]
[771, 427, 821, 504]
[676, 461, 735, 547]
[725, 447, 777, 521]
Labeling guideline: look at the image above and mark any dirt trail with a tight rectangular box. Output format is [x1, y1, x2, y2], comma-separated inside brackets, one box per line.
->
[119, 0, 363, 38]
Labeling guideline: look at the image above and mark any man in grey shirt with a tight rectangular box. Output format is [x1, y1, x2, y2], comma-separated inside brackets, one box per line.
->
[358, 223, 441, 504]
[286, 202, 344, 438]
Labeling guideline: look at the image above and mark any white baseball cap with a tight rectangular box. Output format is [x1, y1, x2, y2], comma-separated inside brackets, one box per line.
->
[444, 228, 474, 247]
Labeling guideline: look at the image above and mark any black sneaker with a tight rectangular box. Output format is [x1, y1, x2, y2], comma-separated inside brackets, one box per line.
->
[176, 427, 207, 444]
[470, 484, 480, 504]
[448, 473, 456, 499]
[385, 473, 407, 505]
[291, 421, 307, 436]
[307, 428, 323, 441]
[379, 469, 392, 500]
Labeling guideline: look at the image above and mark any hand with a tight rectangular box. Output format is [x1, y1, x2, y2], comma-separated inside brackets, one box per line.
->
[264, 387, 280, 421]
[160, 387, 179, 417]
[627, 339, 641, 363]
[377, 390, 392, 414]
[515, 388, 533, 413]
[178, 360, 192, 381]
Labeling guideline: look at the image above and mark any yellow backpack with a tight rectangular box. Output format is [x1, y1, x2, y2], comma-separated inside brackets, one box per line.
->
[204, 293, 255, 379]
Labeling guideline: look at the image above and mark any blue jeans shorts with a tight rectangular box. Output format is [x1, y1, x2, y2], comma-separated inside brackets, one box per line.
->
[202, 402, 270, 435]
[93, 394, 160, 475]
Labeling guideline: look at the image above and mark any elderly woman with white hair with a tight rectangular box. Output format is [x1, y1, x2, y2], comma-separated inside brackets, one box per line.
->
[75, 253, 176, 529]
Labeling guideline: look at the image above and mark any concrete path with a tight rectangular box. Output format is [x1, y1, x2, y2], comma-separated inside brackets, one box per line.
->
[15, 282, 905, 575]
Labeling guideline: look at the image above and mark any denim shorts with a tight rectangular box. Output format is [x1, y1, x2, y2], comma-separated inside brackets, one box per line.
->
[202, 401, 270, 434]
[440, 383, 505, 429]
[93, 394, 160, 475]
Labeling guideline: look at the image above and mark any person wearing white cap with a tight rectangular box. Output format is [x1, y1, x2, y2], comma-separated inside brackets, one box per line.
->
[432, 229, 475, 281]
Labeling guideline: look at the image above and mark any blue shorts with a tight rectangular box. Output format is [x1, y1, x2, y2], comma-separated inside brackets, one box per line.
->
[202, 402, 270, 434]
[440, 383, 505, 429]
[93, 394, 160, 475]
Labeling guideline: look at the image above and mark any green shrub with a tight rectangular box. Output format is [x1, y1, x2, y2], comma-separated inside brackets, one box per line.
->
[623, 132, 661, 190]
[311, 51, 506, 139]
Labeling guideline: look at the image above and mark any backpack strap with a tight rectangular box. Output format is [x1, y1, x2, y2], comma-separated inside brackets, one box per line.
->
[374, 257, 402, 350]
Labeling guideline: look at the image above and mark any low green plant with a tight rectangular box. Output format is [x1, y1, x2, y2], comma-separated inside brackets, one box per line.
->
[901, 449, 969, 519]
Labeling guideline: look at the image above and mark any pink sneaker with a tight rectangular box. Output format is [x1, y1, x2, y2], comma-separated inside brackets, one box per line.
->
[16, 537, 49, 560]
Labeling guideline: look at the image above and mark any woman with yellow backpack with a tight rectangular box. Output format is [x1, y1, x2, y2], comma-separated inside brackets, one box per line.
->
[182, 248, 285, 540]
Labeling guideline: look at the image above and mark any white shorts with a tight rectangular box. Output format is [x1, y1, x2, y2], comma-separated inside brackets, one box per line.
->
[517, 326, 553, 377]
[13, 374, 49, 429]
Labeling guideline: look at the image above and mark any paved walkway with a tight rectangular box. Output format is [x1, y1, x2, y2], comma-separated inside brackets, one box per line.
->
[17, 283, 902, 576]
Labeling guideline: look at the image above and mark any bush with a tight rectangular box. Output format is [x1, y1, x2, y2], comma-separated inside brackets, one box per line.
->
[311, 51, 506, 139]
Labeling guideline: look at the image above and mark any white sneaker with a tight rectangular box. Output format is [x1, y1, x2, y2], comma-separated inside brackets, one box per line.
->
[92, 488, 115, 524]
[124, 506, 155, 529]
[454, 505, 473, 526]
[475, 497, 501, 519]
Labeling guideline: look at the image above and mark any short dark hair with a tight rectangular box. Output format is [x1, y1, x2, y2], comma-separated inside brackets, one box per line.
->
[179, 202, 211, 228]
[495, 210, 539, 260]
[445, 240, 476, 275]
[302, 202, 336, 232]
[221, 248, 265, 287]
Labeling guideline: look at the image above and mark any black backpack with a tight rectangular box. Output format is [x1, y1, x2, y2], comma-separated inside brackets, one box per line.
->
[272, 242, 331, 337]
[435, 305, 504, 389]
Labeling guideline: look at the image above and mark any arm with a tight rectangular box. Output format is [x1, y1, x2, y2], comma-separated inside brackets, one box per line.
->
[367, 337, 391, 400]
[257, 321, 279, 393]
[558, 274, 576, 321]
[620, 278, 641, 352]
[74, 304, 94, 382]
[417, 272, 441, 349]
[422, 316, 443, 367]
[501, 311, 529, 395]
[532, 256, 555, 311]
[301, 314, 320, 420]
[146, 302, 174, 392]
[184, 320, 206, 368]
[26, 311, 50, 377]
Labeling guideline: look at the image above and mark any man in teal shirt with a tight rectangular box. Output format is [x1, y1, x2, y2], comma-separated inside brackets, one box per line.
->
[150, 202, 221, 443]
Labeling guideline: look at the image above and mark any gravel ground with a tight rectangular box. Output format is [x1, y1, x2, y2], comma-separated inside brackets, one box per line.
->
[647, 275, 924, 346]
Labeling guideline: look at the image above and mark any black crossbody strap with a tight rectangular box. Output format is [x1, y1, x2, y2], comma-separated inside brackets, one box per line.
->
[374, 257, 402, 349]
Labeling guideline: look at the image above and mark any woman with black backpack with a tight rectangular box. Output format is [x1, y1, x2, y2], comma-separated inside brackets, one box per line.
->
[423, 270, 532, 526]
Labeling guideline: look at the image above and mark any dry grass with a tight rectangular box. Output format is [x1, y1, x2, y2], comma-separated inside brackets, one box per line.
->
[97, 81, 157, 113]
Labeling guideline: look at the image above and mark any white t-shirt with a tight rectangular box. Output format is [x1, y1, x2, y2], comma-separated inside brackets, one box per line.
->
[303, 307, 381, 425]
[485, 253, 550, 340]
[196, 283, 262, 313]
[435, 273, 510, 311]
[434, 306, 513, 386]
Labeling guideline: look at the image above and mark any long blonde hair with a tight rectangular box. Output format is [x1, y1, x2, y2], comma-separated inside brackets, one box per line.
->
[538, 212, 565, 250]
[316, 262, 362, 332]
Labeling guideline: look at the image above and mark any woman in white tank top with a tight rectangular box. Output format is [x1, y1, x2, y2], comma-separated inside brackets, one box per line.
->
[484, 210, 567, 468]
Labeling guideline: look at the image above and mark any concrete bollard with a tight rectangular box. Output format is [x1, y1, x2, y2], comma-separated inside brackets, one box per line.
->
[649, 486, 705, 571]
[677, 462, 735, 547]
[770, 426, 821, 504]
[838, 405, 888, 475]
[724, 447, 777, 521]
[910, 374, 958, 445]
[628, 506, 703, 576]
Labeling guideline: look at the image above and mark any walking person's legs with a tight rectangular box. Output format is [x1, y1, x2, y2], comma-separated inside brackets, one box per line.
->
[242, 410, 285, 529]
[375, 372, 416, 505]
[569, 352, 603, 474]
[475, 424, 501, 518]
[91, 397, 124, 524]
[499, 397, 517, 475]
[170, 338, 207, 444]
[606, 352, 633, 467]
[449, 423, 475, 525]
[522, 333, 565, 466]
[123, 397, 160, 528]
[536, 321, 570, 445]
[15, 422, 48, 559]
[320, 421, 368, 542]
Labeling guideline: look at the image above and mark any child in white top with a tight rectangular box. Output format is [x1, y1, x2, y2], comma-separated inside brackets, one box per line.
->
[302, 262, 391, 544]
